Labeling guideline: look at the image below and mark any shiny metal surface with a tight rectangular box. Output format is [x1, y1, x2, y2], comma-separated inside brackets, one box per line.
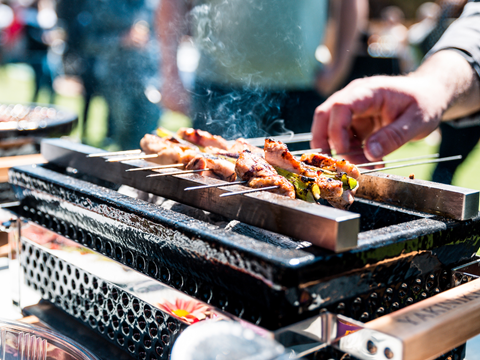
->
[274, 311, 403, 359]
[40, 139, 360, 252]
[0, 102, 77, 140]
[356, 172, 479, 220]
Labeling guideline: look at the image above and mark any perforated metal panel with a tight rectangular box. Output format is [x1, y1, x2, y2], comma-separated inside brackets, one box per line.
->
[21, 239, 186, 360]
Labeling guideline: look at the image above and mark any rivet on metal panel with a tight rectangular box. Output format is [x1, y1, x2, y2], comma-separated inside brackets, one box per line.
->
[366, 340, 377, 354]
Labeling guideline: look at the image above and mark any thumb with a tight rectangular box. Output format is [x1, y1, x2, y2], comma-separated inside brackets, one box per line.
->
[364, 105, 428, 161]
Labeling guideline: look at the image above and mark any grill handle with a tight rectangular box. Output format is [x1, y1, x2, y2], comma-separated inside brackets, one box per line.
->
[363, 277, 480, 360]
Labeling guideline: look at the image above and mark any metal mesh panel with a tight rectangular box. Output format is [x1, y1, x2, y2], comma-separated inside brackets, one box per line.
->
[21, 240, 186, 360]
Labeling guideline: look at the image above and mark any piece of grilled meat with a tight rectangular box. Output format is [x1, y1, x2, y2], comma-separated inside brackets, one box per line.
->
[300, 153, 360, 179]
[185, 154, 236, 181]
[263, 138, 355, 209]
[236, 151, 295, 199]
[177, 128, 229, 150]
[140, 134, 198, 165]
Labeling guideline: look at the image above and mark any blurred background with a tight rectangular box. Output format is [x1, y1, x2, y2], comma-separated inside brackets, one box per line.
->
[1, 0, 479, 191]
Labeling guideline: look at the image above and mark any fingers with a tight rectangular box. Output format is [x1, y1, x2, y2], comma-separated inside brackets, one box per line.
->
[364, 104, 435, 161]
[328, 104, 353, 155]
[311, 105, 332, 152]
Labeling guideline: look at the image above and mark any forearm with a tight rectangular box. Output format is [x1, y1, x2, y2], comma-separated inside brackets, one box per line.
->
[412, 50, 480, 121]
[331, 0, 362, 72]
[156, 0, 188, 80]
[422, 2, 480, 119]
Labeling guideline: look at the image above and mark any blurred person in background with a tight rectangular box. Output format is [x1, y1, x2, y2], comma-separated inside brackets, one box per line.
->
[0, 0, 58, 104]
[56, 0, 162, 150]
[0, 1, 16, 64]
[23, 0, 58, 104]
[158, 0, 367, 148]
[310, 1, 480, 172]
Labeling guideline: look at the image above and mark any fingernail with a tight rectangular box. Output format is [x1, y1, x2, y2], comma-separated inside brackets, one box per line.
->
[368, 141, 383, 159]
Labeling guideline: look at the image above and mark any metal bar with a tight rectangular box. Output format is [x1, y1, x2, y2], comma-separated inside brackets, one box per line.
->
[126, 164, 184, 172]
[86, 149, 142, 158]
[184, 180, 247, 191]
[40, 139, 359, 252]
[356, 154, 440, 168]
[356, 170, 479, 220]
[360, 155, 462, 174]
[219, 185, 279, 197]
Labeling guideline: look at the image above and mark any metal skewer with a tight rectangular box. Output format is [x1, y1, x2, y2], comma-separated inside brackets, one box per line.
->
[245, 133, 312, 147]
[357, 153, 440, 167]
[106, 154, 159, 162]
[360, 155, 462, 174]
[147, 169, 211, 177]
[290, 148, 324, 155]
[219, 185, 280, 197]
[184, 180, 247, 191]
[87, 149, 142, 158]
[126, 164, 184, 172]
[292, 148, 364, 157]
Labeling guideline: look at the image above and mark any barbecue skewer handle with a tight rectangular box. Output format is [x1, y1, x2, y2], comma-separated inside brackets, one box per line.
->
[362, 277, 480, 360]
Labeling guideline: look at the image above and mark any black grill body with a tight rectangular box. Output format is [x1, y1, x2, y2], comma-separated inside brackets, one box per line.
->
[8, 163, 480, 359]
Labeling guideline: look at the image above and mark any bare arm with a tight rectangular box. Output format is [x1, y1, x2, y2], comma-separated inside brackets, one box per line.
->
[316, 0, 367, 95]
[417, 50, 480, 121]
[156, 0, 190, 114]
[311, 50, 480, 163]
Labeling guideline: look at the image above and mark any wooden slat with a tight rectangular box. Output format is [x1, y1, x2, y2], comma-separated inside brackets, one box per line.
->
[366, 278, 480, 360]
[0, 154, 46, 182]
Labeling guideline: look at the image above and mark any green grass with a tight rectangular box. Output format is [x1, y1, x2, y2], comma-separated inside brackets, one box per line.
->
[1, 63, 480, 197]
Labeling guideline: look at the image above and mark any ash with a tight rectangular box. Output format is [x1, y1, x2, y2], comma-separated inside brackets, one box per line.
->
[118, 186, 311, 250]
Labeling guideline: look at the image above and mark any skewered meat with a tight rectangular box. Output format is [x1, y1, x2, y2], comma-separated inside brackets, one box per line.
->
[263, 138, 314, 176]
[236, 151, 295, 199]
[185, 154, 236, 181]
[247, 176, 297, 198]
[228, 138, 264, 155]
[236, 150, 277, 180]
[177, 128, 263, 156]
[177, 128, 229, 150]
[140, 134, 198, 165]
[264, 138, 356, 209]
[142, 129, 358, 208]
[300, 153, 360, 179]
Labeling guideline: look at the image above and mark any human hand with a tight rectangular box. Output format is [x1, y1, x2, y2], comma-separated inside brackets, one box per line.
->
[311, 74, 449, 164]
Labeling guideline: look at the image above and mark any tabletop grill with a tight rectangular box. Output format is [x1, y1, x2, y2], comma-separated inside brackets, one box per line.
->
[5, 138, 480, 360]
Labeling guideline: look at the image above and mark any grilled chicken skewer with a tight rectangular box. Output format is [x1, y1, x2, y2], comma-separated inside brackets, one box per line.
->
[264, 139, 358, 209]
[145, 130, 359, 206]
[300, 153, 360, 179]
[234, 151, 296, 199]
[140, 134, 237, 181]
[141, 129, 357, 205]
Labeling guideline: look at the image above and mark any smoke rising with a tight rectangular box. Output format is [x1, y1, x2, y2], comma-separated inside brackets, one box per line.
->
[185, 0, 322, 140]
